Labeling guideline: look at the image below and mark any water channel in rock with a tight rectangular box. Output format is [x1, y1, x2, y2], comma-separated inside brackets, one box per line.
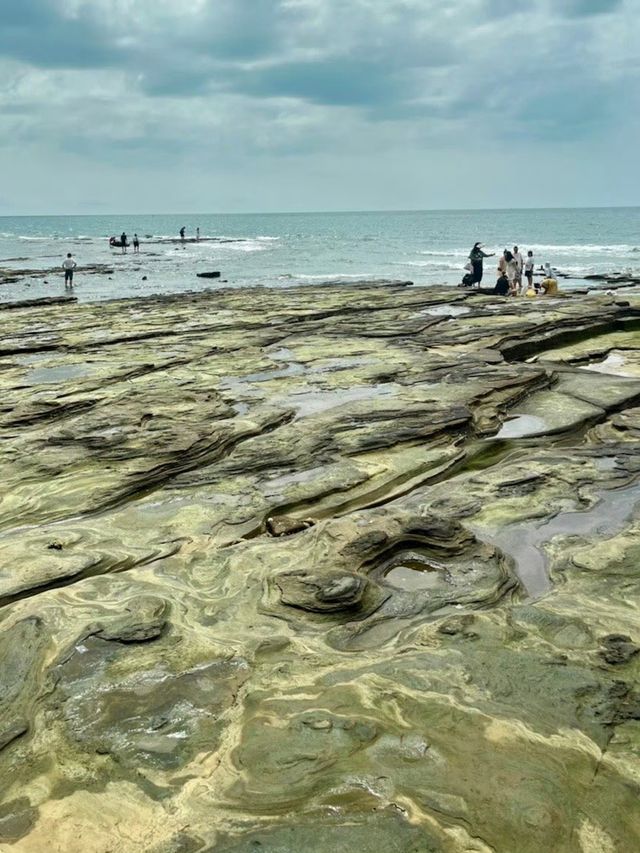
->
[470, 479, 640, 598]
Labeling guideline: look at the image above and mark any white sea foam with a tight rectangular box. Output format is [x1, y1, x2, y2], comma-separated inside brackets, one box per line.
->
[401, 261, 465, 270]
[524, 243, 639, 256]
[289, 273, 376, 281]
[220, 242, 270, 253]
[420, 244, 640, 258]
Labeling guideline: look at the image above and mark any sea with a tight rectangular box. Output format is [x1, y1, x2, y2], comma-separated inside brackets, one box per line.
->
[1, 207, 639, 304]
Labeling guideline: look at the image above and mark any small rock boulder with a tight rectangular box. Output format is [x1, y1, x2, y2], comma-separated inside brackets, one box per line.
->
[95, 595, 169, 644]
[266, 515, 315, 537]
[276, 570, 374, 613]
[599, 634, 640, 666]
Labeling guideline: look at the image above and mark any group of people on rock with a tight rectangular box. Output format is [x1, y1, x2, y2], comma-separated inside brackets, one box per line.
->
[109, 233, 140, 253]
[180, 226, 200, 242]
[109, 226, 201, 253]
[464, 243, 558, 297]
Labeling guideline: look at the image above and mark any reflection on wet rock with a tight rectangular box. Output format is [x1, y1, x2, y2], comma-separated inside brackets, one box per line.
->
[1, 284, 640, 851]
[57, 639, 249, 769]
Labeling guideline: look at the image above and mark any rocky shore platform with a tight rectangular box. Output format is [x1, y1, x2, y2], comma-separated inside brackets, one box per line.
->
[1, 281, 640, 853]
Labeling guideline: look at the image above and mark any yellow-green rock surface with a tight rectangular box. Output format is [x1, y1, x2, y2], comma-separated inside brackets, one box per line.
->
[0, 283, 639, 852]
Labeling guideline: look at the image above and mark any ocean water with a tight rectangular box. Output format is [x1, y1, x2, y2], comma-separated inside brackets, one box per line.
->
[0, 208, 639, 303]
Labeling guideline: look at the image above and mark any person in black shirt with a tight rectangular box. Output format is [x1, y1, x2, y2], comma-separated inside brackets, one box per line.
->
[494, 273, 510, 296]
[469, 242, 495, 285]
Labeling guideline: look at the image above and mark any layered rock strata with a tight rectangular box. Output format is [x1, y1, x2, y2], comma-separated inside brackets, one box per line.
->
[0, 282, 639, 853]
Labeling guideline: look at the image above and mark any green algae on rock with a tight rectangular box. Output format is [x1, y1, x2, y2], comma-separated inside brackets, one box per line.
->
[0, 282, 639, 852]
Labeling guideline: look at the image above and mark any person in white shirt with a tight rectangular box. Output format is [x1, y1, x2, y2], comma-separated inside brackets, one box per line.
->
[512, 246, 523, 294]
[62, 253, 77, 288]
[504, 250, 519, 295]
[524, 250, 535, 291]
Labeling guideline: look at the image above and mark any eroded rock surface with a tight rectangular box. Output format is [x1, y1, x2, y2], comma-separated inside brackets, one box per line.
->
[0, 282, 639, 852]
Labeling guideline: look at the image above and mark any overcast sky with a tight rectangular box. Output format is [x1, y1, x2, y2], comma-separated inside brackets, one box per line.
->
[1, 0, 638, 214]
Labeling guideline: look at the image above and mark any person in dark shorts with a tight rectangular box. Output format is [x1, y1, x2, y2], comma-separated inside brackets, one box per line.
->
[524, 250, 534, 289]
[468, 242, 495, 285]
[133, 234, 140, 253]
[120, 232, 128, 253]
[62, 253, 77, 288]
[180, 226, 186, 242]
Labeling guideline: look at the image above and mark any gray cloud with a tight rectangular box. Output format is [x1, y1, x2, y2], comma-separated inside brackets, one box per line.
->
[0, 0, 124, 69]
[0, 0, 637, 212]
[562, 0, 623, 16]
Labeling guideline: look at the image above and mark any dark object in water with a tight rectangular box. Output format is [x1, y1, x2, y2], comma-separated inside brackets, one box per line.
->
[109, 237, 127, 248]
[196, 271, 221, 279]
[142, 276, 148, 281]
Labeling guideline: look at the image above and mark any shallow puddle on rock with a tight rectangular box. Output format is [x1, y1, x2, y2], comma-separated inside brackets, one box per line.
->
[496, 414, 549, 439]
[288, 383, 399, 418]
[244, 362, 306, 382]
[422, 304, 471, 317]
[385, 561, 442, 590]
[582, 352, 638, 378]
[24, 364, 93, 384]
[473, 480, 640, 599]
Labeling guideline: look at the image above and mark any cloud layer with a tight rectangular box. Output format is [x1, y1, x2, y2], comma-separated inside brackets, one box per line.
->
[0, 0, 637, 212]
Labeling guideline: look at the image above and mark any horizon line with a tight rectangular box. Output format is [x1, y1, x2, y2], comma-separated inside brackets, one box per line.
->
[1, 204, 640, 218]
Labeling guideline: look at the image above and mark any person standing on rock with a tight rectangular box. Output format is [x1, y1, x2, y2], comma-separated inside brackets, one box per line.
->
[62, 253, 77, 289]
[524, 250, 535, 291]
[505, 250, 519, 295]
[513, 245, 524, 294]
[469, 242, 494, 286]
[120, 232, 128, 254]
[133, 234, 140, 253]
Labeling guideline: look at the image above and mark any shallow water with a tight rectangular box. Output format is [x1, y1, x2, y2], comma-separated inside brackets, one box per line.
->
[385, 562, 443, 591]
[421, 303, 471, 317]
[25, 364, 93, 384]
[583, 351, 640, 378]
[496, 414, 550, 439]
[2, 208, 639, 304]
[473, 480, 640, 598]
[288, 383, 400, 418]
